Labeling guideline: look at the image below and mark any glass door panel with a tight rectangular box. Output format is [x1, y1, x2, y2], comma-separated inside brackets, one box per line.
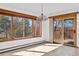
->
[53, 20, 63, 43]
[64, 18, 75, 46]
[64, 19, 74, 39]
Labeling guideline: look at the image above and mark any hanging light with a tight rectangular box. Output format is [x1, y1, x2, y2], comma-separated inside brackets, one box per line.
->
[39, 3, 47, 21]
[35, 3, 47, 21]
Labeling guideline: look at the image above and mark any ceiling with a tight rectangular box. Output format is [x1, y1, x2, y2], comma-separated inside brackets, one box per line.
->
[0, 3, 79, 17]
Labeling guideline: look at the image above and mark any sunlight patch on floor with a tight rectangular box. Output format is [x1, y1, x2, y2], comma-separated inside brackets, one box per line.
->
[12, 43, 62, 56]
[12, 51, 45, 56]
[27, 43, 62, 52]
[44, 43, 62, 46]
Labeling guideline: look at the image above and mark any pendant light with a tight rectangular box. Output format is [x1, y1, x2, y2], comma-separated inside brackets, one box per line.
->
[41, 3, 47, 21]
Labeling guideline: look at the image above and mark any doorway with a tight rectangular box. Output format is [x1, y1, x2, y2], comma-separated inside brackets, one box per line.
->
[52, 14, 76, 47]
[53, 19, 63, 44]
[64, 18, 75, 46]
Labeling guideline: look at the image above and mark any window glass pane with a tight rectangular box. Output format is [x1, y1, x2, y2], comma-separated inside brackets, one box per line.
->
[53, 20, 57, 27]
[0, 15, 11, 42]
[13, 17, 23, 39]
[0, 15, 6, 42]
[68, 20, 74, 28]
[6, 16, 11, 40]
[0, 15, 41, 42]
[24, 18, 32, 38]
[64, 19, 74, 29]
[54, 20, 62, 27]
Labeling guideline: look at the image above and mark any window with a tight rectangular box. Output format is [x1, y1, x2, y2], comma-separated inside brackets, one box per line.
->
[0, 15, 11, 42]
[0, 15, 42, 42]
[6, 15, 11, 40]
[0, 9, 42, 42]
[24, 18, 32, 38]
[13, 17, 33, 39]
[13, 17, 23, 39]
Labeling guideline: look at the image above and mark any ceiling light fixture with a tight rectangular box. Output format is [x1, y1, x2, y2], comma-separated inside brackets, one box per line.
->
[40, 3, 47, 21]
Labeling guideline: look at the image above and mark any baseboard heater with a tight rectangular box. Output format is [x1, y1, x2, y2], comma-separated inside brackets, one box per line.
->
[0, 40, 45, 53]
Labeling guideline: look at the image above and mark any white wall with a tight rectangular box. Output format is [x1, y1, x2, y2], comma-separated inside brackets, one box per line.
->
[77, 14, 79, 47]
[42, 18, 53, 42]
[0, 38, 45, 50]
[42, 18, 50, 42]
[49, 18, 53, 42]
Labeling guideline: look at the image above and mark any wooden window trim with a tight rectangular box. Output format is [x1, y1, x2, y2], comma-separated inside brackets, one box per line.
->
[48, 12, 78, 19]
[0, 8, 36, 19]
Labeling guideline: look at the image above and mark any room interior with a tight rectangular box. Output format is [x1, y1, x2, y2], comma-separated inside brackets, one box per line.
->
[0, 3, 79, 56]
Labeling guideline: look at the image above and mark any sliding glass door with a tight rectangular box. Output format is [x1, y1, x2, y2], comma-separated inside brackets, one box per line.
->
[64, 18, 75, 46]
[64, 19, 74, 39]
[53, 18, 75, 46]
[53, 20, 63, 43]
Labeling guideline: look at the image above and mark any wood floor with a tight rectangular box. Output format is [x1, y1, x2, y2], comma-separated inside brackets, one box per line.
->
[0, 42, 79, 56]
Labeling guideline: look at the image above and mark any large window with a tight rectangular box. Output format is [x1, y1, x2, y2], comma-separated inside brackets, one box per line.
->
[0, 15, 42, 42]
[0, 8, 42, 42]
